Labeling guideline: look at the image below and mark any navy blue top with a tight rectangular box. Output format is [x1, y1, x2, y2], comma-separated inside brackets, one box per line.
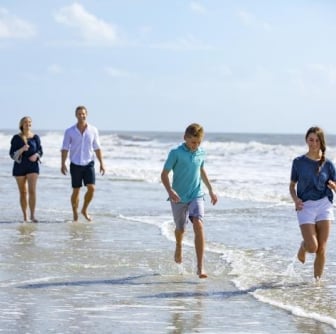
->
[9, 134, 43, 176]
[291, 154, 336, 202]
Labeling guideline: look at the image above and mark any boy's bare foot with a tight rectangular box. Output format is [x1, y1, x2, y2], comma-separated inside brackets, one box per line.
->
[197, 268, 208, 279]
[81, 210, 92, 221]
[174, 244, 182, 264]
[297, 242, 306, 264]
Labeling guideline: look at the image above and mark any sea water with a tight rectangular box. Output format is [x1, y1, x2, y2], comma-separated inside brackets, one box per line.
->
[0, 130, 336, 333]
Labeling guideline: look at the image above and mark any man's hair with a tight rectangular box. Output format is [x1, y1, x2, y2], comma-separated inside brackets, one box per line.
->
[184, 123, 204, 138]
[75, 105, 87, 115]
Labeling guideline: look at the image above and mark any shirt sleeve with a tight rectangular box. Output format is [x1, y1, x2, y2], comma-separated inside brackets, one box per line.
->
[34, 135, 43, 158]
[61, 128, 71, 151]
[92, 127, 101, 151]
[290, 159, 298, 182]
[9, 135, 23, 162]
[163, 149, 177, 171]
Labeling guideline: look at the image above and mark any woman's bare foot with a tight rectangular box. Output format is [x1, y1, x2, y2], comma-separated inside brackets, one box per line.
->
[174, 244, 182, 264]
[73, 211, 79, 222]
[297, 242, 306, 263]
[81, 210, 92, 221]
[197, 268, 208, 279]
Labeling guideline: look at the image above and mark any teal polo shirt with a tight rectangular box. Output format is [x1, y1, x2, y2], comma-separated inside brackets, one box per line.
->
[163, 143, 205, 203]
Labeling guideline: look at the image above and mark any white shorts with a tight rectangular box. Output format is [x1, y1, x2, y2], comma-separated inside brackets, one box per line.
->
[297, 196, 334, 226]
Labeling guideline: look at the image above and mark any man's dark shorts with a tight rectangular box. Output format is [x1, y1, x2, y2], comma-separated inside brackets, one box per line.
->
[70, 161, 95, 188]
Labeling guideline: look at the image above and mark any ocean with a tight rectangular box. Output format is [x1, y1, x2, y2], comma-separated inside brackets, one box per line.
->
[0, 129, 336, 333]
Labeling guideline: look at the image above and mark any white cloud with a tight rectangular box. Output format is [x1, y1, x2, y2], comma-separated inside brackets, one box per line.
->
[287, 64, 336, 98]
[190, 1, 207, 14]
[237, 10, 255, 26]
[151, 34, 212, 51]
[54, 3, 118, 44]
[0, 8, 36, 39]
[237, 10, 271, 31]
[47, 64, 63, 75]
[105, 66, 131, 78]
[217, 65, 232, 76]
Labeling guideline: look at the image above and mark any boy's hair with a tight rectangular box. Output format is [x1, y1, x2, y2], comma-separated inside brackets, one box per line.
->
[184, 123, 204, 138]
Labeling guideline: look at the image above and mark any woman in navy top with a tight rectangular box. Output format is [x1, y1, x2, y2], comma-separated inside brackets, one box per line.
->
[9, 116, 43, 222]
[289, 126, 336, 280]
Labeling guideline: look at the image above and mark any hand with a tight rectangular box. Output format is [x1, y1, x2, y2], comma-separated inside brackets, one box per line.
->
[169, 190, 180, 203]
[210, 192, 218, 205]
[294, 198, 304, 211]
[28, 153, 39, 162]
[328, 180, 336, 191]
[21, 144, 29, 152]
[61, 164, 68, 175]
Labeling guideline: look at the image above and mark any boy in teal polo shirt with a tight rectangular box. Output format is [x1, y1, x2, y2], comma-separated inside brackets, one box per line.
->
[161, 123, 218, 278]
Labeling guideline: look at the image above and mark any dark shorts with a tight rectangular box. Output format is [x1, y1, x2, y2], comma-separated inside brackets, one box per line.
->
[70, 161, 95, 188]
[13, 161, 39, 176]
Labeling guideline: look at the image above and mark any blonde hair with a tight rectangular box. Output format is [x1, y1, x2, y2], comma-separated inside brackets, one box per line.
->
[18, 116, 32, 144]
[184, 123, 204, 139]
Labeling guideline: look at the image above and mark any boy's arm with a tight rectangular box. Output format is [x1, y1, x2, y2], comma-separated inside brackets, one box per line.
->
[161, 169, 180, 203]
[201, 167, 218, 205]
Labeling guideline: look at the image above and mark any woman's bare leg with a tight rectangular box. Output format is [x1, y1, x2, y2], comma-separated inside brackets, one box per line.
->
[27, 173, 38, 222]
[314, 220, 330, 279]
[15, 176, 28, 222]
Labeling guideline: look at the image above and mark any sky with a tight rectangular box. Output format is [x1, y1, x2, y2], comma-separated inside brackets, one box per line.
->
[1, 1, 336, 134]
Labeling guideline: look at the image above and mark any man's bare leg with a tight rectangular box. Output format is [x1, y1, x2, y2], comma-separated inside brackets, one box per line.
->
[174, 229, 184, 264]
[193, 219, 207, 278]
[71, 188, 80, 222]
[81, 184, 94, 221]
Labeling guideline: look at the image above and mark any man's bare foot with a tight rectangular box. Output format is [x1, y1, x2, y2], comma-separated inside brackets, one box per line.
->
[174, 244, 182, 264]
[197, 268, 208, 279]
[81, 210, 92, 222]
[297, 242, 306, 264]
[30, 217, 38, 223]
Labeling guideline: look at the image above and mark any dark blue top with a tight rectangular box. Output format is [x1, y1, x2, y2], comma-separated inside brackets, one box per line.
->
[9, 134, 43, 176]
[291, 154, 336, 202]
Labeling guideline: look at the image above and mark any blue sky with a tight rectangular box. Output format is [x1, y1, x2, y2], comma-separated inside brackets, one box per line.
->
[1, 1, 336, 133]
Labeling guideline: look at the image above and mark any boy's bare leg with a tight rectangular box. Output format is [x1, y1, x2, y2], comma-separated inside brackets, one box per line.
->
[174, 229, 184, 263]
[81, 184, 94, 221]
[193, 219, 207, 278]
